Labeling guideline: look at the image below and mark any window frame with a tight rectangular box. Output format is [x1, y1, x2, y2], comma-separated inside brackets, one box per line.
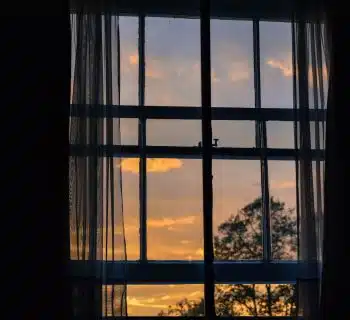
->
[69, 10, 325, 318]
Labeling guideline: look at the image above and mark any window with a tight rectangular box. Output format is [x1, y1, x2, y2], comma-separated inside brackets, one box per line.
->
[70, 5, 325, 318]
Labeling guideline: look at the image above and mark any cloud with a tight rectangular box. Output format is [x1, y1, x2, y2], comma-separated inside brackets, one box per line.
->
[148, 215, 197, 228]
[180, 240, 191, 244]
[129, 53, 138, 65]
[229, 62, 251, 82]
[266, 55, 328, 85]
[266, 58, 293, 77]
[120, 158, 183, 174]
[160, 295, 171, 301]
[189, 291, 202, 297]
[270, 180, 296, 189]
[127, 297, 168, 309]
[145, 59, 164, 79]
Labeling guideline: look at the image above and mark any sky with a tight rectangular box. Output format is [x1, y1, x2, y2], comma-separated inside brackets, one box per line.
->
[71, 16, 321, 316]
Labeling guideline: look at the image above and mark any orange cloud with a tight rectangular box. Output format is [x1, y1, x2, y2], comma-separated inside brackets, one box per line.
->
[127, 297, 168, 309]
[266, 58, 293, 77]
[129, 53, 138, 65]
[120, 158, 183, 174]
[146, 68, 163, 79]
[189, 291, 202, 297]
[266, 56, 328, 85]
[148, 215, 197, 228]
[270, 180, 296, 189]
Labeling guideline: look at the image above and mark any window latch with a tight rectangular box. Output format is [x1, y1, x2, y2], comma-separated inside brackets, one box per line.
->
[198, 138, 219, 147]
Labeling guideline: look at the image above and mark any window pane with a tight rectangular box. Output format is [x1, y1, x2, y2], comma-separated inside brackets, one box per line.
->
[147, 159, 203, 260]
[211, 20, 254, 108]
[266, 121, 294, 148]
[260, 22, 293, 108]
[268, 161, 297, 260]
[147, 120, 201, 146]
[103, 284, 204, 316]
[145, 18, 200, 106]
[212, 121, 255, 147]
[213, 160, 262, 260]
[120, 16, 139, 105]
[215, 283, 296, 316]
[119, 118, 138, 145]
[119, 158, 140, 260]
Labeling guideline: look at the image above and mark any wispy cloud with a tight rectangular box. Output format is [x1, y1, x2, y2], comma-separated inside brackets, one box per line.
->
[189, 291, 203, 297]
[270, 180, 296, 189]
[148, 215, 197, 228]
[120, 158, 183, 174]
[160, 295, 171, 301]
[127, 297, 168, 309]
[229, 62, 251, 82]
[266, 58, 293, 77]
[266, 54, 328, 85]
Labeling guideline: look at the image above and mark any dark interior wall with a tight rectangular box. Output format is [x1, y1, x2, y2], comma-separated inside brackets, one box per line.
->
[1, 11, 70, 319]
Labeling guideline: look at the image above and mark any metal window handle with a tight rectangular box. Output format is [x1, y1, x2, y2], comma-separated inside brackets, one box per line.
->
[198, 138, 219, 147]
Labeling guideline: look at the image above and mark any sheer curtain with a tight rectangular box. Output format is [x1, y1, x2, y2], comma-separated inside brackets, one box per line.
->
[293, 6, 330, 320]
[69, 6, 127, 318]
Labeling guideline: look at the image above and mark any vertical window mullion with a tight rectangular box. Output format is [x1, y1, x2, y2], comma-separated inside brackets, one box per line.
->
[200, 0, 215, 318]
[253, 19, 271, 262]
[138, 14, 147, 262]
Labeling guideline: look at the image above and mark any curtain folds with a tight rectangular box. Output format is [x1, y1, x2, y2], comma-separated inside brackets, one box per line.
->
[293, 8, 330, 320]
[69, 7, 127, 318]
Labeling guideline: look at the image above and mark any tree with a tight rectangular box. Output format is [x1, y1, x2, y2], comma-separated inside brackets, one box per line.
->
[158, 197, 298, 316]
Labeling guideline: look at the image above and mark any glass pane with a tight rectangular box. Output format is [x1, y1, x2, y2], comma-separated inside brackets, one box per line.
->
[266, 121, 294, 148]
[212, 121, 255, 147]
[120, 16, 139, 105]
[119, 158, 140, 260]
[119, 118, 138, 145]
[147, 120, 201, 146]
[213, 160, 262, 260]
[145, 18, 200, 106]
[211, 19, 254, 108]
[268, 161, 297, 260]
[260, 22, 293, 108]
[215, 283, 296, 316]
[102, 284, 204, 316]
[147, 159, 203, 260]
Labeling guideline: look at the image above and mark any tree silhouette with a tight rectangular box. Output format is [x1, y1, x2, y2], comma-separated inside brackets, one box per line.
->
[159, 197, 297, 316]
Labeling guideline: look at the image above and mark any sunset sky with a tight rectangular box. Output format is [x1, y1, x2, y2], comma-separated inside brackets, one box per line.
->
[72, 16, 305, 315]
[117, 17, 297, 315]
